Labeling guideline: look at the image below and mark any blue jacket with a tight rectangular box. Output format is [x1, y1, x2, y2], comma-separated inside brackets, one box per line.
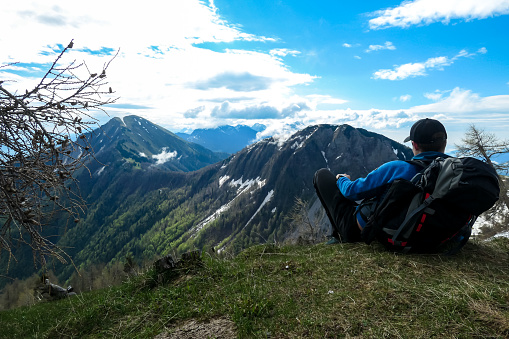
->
[336, 151, 449, 228]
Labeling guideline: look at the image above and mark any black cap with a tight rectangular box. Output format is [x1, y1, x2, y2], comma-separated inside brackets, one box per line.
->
[404, 118, 447, 143]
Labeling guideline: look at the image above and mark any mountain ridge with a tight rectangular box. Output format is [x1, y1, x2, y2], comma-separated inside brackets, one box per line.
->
[89, 115, 228, 172]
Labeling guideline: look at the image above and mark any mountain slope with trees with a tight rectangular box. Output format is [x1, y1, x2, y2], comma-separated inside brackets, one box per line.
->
[48, 122, 413, 283]
[0, 115, 228, 286]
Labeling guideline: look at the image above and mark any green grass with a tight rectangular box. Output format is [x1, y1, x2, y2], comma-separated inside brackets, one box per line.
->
[1, 238, 508, 338]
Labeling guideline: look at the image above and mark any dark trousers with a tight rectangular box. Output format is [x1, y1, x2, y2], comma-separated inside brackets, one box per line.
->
[313, 168, 362, 243]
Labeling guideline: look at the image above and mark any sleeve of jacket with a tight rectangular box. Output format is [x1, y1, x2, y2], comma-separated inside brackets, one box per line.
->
[336, 160, 414, 201]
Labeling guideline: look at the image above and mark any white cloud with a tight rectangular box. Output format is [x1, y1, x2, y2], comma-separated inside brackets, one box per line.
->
[210, 101, 310, 119]
[366, 41, 396, 53]
[248, 88, 509, 150]
[478, 47, 488, 54]
[412, 87, 509, 113]
[373, 48, 485, 80]
[0, 0, 318, 131]
[369, 0, 509, 29]
[424, 89, 450, 101]
[424, 56, 450, 68]
[2, 1, 507, 149]
[184, 106, 206, 119]
[306, 94, 348, 105]
[399, 95, 412, 102]
[153, 148, 178, 165]
[424, 93, 442, 101]
[0, 0, 275, 60]
[270, 49, 301, 57]
[253, 109, 417, 144]
[373, 61, 427, 80]
[255, 118, 305, 143]
[342, 43, 361, 48]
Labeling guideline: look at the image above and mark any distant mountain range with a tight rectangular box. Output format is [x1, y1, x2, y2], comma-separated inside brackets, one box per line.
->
[176, 124, 265, 154]
[0, 116, 437, 287]
[91, 116, 229, 171]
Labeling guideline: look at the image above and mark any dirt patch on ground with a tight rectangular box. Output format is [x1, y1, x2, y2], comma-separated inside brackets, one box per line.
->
[155, 316, 237, 339]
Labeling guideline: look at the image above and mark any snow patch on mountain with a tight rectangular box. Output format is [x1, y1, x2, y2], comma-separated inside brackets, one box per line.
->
[219, 175, 230, 187]
[287, 127, 318, 151]
[321, 151, 329, 169]
[191, 201, 233, 236]
[268, 132, 295, 149]
[472, 203, 509, 236]
[191, 176, 267, 236]
[494, 231, 509, 238]
[96, 166, 106, 176]
[229, 176, 266, 193]
[290, 136, 305, 150]
[244, 190, 274, 229]
[245, 141, 260, 153]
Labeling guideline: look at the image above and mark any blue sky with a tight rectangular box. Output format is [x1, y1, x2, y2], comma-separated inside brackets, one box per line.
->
[1, 0, 508, 149]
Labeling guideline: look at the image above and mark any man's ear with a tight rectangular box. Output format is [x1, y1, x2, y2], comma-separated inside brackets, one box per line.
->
[412, 141, 421, 152]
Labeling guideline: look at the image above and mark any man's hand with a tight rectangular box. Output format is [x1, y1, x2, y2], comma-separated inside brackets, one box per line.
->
[336, 173, 351, 180]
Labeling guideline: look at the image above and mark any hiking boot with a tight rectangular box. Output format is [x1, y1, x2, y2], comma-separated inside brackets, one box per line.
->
[325, 236, 340, 245]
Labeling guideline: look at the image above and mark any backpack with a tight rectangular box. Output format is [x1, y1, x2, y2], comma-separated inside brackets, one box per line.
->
[361, 157, 500, 254]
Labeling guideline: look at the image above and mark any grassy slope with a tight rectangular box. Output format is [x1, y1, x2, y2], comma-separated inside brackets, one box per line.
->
[1, 239, 508, 338]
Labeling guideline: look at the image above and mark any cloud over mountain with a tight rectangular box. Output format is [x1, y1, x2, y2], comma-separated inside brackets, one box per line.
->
[211, 101, 310, 119]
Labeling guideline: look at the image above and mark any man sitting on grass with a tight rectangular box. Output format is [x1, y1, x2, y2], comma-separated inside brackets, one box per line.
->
[313, 118, 448, 244]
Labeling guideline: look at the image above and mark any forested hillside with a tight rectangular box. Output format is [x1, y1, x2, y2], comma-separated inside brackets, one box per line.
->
[52, 123, 412, 285]
[0, 116, 226, 287]
[0, 119, 431, 290]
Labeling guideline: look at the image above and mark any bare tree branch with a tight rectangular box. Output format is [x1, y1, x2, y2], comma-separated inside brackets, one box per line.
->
[455, 125, 509, 174]
[289, 197, 322, 244]
[0, 41, 118, 270]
